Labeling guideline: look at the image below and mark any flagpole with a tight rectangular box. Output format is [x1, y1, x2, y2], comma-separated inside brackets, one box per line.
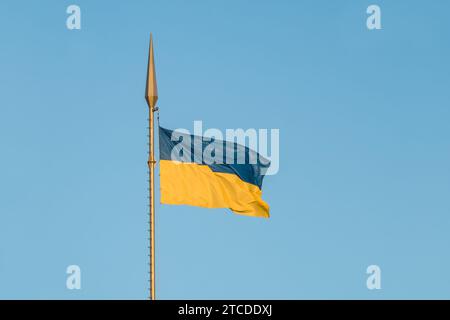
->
[145, 33, 158, 300]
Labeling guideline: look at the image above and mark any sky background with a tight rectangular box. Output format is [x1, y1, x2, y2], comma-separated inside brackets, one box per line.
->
[1, 0, 449, 299]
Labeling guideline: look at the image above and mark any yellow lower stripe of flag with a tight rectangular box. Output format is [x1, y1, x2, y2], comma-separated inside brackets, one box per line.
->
[159, 159, 270, 218]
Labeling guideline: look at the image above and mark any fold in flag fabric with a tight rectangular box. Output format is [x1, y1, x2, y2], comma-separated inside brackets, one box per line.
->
[158, 126, 271, 218]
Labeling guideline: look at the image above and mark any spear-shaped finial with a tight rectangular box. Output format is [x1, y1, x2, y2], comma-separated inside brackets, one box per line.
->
[145, 33, 158, 109]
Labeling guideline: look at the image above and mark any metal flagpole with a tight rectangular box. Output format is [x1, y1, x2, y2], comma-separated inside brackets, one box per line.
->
[145, 33, 158, 300]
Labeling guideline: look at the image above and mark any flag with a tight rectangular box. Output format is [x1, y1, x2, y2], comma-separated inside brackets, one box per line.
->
[158, 126, 271, 218]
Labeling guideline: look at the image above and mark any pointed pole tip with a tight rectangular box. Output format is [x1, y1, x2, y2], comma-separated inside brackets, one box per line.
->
[145, 33, 158, 109]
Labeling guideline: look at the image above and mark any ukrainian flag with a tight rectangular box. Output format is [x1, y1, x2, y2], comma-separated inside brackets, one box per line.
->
[159, 127, 271, 218]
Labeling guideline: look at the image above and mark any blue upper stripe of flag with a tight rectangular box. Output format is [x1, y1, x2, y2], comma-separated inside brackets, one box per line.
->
[159, 126, 270, 189]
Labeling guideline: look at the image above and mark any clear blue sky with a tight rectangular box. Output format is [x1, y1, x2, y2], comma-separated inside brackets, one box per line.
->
[1, 0, 449, 299]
